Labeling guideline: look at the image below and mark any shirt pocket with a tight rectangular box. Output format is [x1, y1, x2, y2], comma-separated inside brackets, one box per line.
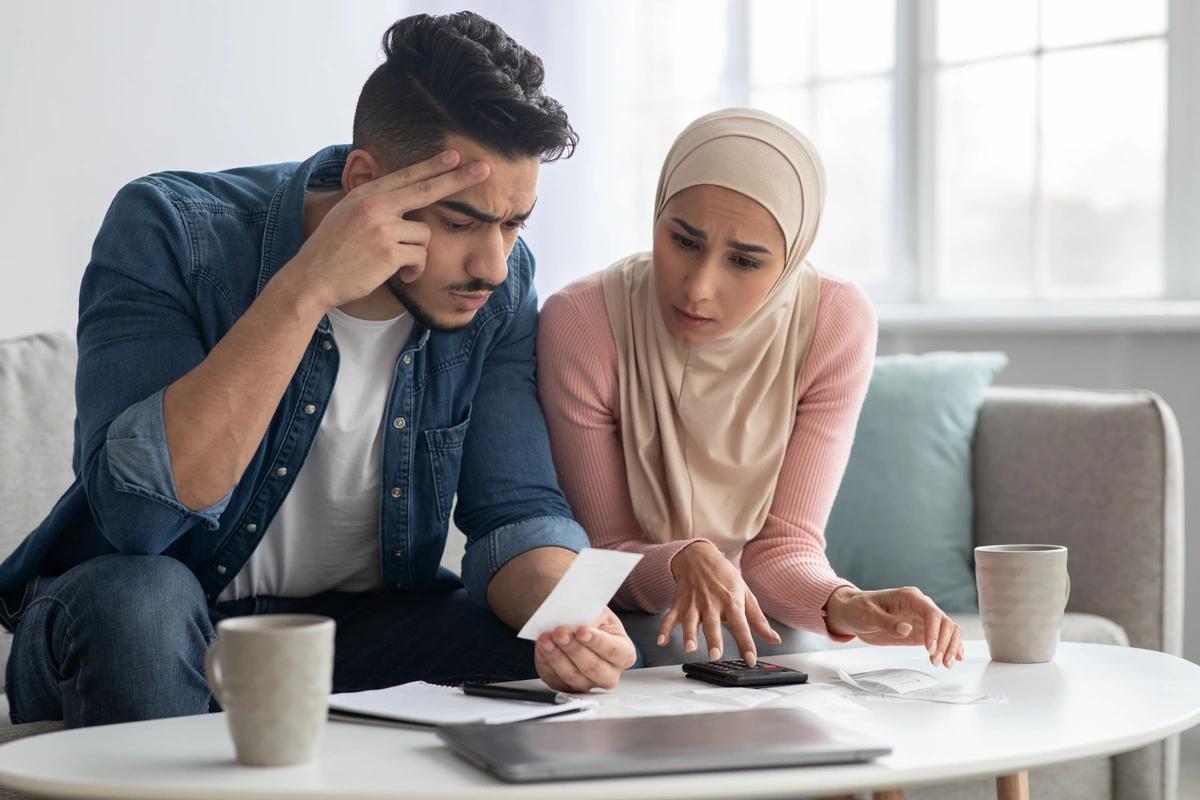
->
[425, 406, 472, 522]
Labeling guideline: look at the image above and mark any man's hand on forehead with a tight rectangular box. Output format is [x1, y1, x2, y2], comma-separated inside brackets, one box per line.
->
[286, 150, 491, 310]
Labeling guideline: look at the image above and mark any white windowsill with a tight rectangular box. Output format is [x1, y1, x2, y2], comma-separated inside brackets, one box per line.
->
[875, 301, 1200, 334]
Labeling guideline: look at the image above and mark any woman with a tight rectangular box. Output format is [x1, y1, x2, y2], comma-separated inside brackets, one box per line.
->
[538, 108, 963, 670]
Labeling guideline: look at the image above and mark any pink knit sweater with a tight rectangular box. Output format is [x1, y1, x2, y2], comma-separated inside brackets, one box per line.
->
[537, 271, 877, 639]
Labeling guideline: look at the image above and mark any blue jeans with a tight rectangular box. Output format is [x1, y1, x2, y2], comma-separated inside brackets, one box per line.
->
[4, 554, 537, 728]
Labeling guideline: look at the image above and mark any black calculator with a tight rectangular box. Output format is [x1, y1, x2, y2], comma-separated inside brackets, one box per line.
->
[682, 659, 810, 687]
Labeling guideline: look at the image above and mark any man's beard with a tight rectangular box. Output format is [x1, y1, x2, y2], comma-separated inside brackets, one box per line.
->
[385, 277, 498, 333]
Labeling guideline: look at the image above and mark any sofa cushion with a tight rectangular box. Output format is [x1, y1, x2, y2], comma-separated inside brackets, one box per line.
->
[0, 332, 77, 557]
[0, 332, 77, 692]
[0, 715, 64, 744]
[825, 352, 1008, 613]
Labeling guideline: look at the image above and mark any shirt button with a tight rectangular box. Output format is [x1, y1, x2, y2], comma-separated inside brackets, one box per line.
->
[304, 404, 317, 415]
[275, 467, 288, 477]
[402, 354, 412, 365]
[393, 417, 407, 430]
[246, 523, 258, 533]
[321, 340, 333, 352]
[216, 565, 227, 575]
[393, 550, 403, 558]
[390, 486, 403, 498]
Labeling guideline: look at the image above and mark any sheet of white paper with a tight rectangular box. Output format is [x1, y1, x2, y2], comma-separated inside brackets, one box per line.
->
[838, 668, 939, 694]
[757, 684, 887, 738]
[674, 687, 779, 709]
[328, 681, 596, 725]
[837, 668, 1007, 705]
[517, 549, 642, 640]
[588, 693, 728, 718]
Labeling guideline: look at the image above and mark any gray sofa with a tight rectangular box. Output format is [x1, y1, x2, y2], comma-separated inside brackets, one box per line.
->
[0, 331, 1185, 800]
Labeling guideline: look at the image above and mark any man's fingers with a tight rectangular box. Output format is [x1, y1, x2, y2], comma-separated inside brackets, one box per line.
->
[535, 639, 569, 692]
[537, 637, 591, 693]
[559, 633, 620, 690]
[388, 160, 491, 212]
[745, 591, 781, 644]
[577, 626, 637, 670]
[392, 243, 427, 269]
[357, 149, 462, 197]
[395, 219, 432, 246]
[390, 245, 427, 285]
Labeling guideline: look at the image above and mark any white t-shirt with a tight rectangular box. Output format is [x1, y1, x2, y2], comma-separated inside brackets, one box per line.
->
[220, 307, 415, 602]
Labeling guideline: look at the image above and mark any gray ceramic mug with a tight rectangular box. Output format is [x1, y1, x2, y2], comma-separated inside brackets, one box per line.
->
[975, 544, 1070, 663]
[205, 614, 335, 767]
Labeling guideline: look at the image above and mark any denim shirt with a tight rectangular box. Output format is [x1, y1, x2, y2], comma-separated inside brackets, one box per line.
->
[0, 145, 587, 612]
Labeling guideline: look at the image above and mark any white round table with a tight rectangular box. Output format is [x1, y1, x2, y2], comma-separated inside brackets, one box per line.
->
[0, 642, 1197, 799]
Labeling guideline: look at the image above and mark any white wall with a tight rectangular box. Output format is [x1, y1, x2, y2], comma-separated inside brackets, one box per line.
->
[0, 0, 414, 338]
[0, 1, 630, 340]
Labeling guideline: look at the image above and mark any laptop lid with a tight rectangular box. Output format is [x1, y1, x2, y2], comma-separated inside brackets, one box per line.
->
[436, 707, 891, 783]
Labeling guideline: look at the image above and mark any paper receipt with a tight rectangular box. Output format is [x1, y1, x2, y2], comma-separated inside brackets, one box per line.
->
[517, 549, 642, 640]
[837, 668, 1006, 705]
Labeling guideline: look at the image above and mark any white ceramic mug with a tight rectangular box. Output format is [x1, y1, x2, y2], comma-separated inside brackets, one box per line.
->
[205, 614, 335, 767]
[975, 544, 1070, 663]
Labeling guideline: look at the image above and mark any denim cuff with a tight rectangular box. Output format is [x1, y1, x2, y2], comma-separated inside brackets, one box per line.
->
[105, 390, 232, 530]
[462, 515, 589, 605]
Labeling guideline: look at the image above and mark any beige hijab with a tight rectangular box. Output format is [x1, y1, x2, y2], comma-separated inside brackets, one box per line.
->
[601, 107, 825, 555]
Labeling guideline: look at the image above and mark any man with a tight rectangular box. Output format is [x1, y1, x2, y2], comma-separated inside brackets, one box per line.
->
[0, 11, 635, 729]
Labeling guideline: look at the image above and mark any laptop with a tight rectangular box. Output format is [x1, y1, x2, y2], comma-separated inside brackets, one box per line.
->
[436, 706, 891, 783]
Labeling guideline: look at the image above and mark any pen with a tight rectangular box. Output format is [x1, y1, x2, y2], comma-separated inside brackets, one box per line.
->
[461, 683, 572, 705]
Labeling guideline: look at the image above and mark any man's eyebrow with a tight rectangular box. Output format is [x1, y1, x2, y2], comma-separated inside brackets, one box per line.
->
[671, 217, 707, 239]
[729, 240, 772, 255]
[512, 198, 538, 221]
[438, 198, 538, 224]
[439, 201, 500, 224]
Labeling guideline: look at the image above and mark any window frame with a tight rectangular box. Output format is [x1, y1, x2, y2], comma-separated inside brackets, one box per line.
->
[732, 0, 1194, 304]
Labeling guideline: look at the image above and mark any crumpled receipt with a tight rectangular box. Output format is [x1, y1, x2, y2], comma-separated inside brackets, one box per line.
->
[837, 668, 1007, 705]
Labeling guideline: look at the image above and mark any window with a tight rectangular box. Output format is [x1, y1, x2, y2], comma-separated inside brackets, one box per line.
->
[588, 0, 1183, 304]
[933, 0, 1167, 300]
[749, 0, 896, 295]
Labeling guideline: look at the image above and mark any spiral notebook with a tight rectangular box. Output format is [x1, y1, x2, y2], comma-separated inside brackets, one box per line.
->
[328, 681, 595, 727]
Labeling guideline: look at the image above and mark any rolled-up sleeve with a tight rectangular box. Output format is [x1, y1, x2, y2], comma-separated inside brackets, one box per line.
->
[98, 390, 232, 535]
[75, 179, 229, 555]
[460, 515, 588, 603]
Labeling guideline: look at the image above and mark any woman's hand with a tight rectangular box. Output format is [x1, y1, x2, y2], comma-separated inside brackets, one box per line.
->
[534, 607, 638, 692]
[823, 586, 964, 668]
[660, 540, 782, 665]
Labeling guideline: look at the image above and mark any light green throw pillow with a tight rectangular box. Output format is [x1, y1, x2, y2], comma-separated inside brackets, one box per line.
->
[824, 352, 1008, 612]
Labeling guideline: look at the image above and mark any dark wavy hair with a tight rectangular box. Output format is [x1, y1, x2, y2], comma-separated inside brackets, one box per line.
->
[353, 12, 577, 169]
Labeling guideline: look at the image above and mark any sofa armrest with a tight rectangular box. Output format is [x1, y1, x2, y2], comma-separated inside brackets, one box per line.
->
[972, 386, 1183, 655]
